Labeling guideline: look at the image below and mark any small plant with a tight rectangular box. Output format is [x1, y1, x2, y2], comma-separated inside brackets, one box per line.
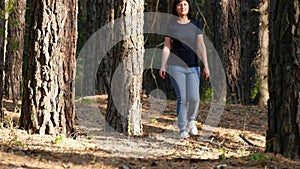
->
[13, 140, 26, 147]
[218, 147, 227, 160]
[150, 118, 158, 123]
[201, 88, 212, 102]
[249, 153, 270, 162]
[251, 80, 260, 102]
[53, 135, 64, 144]
[91, 156, 97, 164]
[238, 146, 246, 156]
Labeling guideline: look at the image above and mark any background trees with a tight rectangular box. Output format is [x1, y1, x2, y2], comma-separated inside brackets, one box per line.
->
[5, 0, 26, 108]
[0, 0, 7, 119]
[81, 0, 114, 96]
[214, 0, 242, 104]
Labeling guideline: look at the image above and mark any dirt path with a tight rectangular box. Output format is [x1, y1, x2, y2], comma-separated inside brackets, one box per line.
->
[0, 95, 300, 169]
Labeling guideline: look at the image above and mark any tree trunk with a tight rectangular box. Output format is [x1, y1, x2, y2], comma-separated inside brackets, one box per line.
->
[75, 0, 87, 97]
[168, 0, 173, 14]
[254, 0, 270, 106]
[266, 0, 300, 160]
[214, 0, 242, 104]
[0, 0, 8, 119]
[240, 0, 260, 105]
[106, 0, 144, 136]
[81, 0, 113, 96]
[20, 0, 78, 136]
[5, 0, 26, 107]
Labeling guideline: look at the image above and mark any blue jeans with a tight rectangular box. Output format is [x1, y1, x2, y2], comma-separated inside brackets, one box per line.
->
[168, 65, 200, 132]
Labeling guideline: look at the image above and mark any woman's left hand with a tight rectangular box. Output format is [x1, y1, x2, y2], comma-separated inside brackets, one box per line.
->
[203, 67, 210, 80]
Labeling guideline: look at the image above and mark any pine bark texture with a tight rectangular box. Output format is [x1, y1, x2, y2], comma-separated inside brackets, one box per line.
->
[6, 0, 26, 107]
[106, 0, 144, 136]
[266, 0, 300, 160]
[214, 0, 242, 103]
[20, 0, 78, 135]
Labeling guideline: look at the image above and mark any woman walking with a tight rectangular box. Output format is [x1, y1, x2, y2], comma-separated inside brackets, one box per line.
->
[159, 0, 210, 139]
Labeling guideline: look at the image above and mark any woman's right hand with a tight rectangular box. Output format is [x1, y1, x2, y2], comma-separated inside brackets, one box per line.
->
[159, 68, 166, 79]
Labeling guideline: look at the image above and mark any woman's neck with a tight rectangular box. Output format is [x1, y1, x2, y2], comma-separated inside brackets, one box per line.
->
[177, 15, 190, 24]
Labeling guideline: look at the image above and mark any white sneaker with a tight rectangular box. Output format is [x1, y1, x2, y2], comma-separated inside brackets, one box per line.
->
[180, 131, 190, 139]
[188, 120, 198, 135]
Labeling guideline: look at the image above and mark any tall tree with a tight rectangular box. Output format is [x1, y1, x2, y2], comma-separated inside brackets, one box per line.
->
[0, 0, 8, 119]
[214, 0, 242, 103]
[81, 0, 114, 96]
[240, 0, 260, 105]
[266, 0, 300, 159]
[20, 0, 78, 135]
[5, 0, 26, 107]
[253, 0, 270, 106]
[106, 0, 144, 136]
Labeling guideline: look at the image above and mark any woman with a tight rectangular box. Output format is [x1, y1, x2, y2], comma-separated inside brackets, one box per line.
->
[159, 0, 210, 139]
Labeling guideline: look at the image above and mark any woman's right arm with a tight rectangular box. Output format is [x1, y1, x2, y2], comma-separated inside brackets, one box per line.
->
[159, 37, 172, 79]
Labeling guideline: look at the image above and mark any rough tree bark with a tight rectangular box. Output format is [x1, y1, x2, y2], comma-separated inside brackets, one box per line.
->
[20, 0, 78, 135]
[106, 0, 144, 136]
[253, 0, 270, 106]
[214, 0, 242, 104]
[266, 0, 300, 160]
[6, 0, 26, 107]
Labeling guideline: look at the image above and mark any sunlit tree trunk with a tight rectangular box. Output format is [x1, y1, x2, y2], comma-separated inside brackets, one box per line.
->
[266, 0, 300, 160]
[106, 0, 144, 136]
[254, 0, 269, 106]
[0, 0, 8, 119]
[20, 0, 78, 135]
[5, 0, 26, 108]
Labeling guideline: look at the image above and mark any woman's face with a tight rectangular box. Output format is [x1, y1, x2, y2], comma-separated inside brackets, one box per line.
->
[176, 0, 189, 16]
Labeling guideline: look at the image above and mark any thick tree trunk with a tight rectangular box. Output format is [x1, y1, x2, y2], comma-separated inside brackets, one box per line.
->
[106, 0, 144, 136]
[20, 0, 78, 135]
[6, 0, 26, 107]
[240, 0, 260, 105]
[0, 0, 8, 119]
[266, 0, 300, 160]
[214, 0, 242, 104]
[254, 0, 269, 106]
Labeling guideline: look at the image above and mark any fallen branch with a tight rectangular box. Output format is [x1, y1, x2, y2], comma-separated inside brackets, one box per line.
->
[239, 134, 255, 146]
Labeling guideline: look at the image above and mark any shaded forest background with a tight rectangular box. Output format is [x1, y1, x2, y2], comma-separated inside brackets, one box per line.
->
[75, 0, 267, 106]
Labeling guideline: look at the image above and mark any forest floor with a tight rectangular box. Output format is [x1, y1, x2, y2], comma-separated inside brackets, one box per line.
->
[0, 95, 300, 169]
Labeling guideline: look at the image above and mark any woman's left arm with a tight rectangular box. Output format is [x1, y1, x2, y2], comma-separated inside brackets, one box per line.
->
[197, 34, 210, 79]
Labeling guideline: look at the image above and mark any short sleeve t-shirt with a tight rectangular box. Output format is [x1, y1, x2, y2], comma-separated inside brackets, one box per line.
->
[165, 19, 203, 67]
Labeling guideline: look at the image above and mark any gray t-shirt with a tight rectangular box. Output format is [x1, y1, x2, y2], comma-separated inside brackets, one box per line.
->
[165, 19, 203, 67]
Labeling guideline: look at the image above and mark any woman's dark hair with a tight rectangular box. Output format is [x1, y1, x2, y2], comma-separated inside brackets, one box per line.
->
[172, 0, 193, 19]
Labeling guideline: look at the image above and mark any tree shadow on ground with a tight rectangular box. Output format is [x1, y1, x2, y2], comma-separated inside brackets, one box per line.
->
[1, 142, 300, 169]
